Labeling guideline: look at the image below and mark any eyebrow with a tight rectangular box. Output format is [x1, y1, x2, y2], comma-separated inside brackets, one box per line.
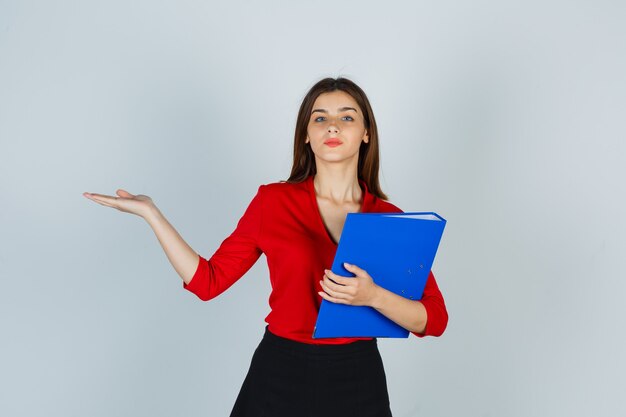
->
[311, 106, 358, 114]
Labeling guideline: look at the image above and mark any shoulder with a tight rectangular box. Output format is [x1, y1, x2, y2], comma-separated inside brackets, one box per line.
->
[259, 178, 306, 191]
[256, 178, 309, 199]
[372, 197, 404, 213]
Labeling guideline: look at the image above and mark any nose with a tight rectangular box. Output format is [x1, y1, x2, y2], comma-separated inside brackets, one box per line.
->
[327, 124, 339, 133]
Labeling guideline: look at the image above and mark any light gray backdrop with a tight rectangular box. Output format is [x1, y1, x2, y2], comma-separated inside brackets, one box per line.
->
[1, 1, 624, 416]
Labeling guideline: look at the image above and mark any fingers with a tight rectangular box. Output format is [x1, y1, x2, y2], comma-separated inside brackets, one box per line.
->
[318, 290, 349, 305]
[116, 189, 135, 198]
[324, 268, 353, 285]
[84, 192, 115, 199]
[319, 275, 351, 304]
[343, 262, 364, 275]
[84, 190, 153, 218]
[95, 199, 117, 208]
[320, 272, 356, 303]
[319, 265, 374, 305]
[83, 192, 119, 208]
[320, 277, 352, 296]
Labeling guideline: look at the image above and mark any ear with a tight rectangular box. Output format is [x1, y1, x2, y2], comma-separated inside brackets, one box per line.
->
[363, 130, 369, 143]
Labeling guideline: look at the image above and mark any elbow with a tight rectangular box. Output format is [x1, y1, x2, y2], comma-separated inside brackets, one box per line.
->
[183, 256, 218, 302]
[431, 306, 448, 337]
[183, 279, 213, 302]
[186, 284, 219, 302]
[427, 298, 448, 337]
[197, 293, 212, 302]
[413, 299, 448, 338]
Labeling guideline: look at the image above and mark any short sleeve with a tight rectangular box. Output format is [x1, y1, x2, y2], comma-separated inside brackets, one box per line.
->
[411, 270, 449, 338]
[183, 185, 265, 301]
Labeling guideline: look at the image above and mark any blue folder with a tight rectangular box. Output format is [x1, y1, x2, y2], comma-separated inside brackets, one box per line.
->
[313, 212, 446, 339]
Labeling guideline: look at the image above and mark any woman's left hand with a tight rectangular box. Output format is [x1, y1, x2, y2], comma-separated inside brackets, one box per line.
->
[318, 262, 380, 307]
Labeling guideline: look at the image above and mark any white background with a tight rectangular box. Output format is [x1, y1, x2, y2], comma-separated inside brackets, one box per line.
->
[1, 1, 625, 416]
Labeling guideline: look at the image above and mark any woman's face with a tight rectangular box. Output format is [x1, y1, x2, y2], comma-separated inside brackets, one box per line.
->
[306, 90, 369, 165]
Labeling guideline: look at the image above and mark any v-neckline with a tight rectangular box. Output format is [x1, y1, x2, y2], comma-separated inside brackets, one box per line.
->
[307, 175, 368, 246]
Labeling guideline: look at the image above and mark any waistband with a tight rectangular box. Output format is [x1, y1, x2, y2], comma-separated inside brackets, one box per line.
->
[261, 326, 377, 357]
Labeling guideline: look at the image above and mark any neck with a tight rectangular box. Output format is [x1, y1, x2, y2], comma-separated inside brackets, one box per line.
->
[313, 166, 362, 205]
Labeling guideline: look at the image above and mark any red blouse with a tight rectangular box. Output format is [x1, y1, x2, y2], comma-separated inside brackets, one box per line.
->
[183, 175, 448, 344]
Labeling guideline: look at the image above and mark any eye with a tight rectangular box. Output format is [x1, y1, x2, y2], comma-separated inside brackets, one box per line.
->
[313, 116, 353, 122]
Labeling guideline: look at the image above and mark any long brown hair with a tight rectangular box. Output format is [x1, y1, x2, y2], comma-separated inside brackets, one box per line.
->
[284, 77, 389, 201]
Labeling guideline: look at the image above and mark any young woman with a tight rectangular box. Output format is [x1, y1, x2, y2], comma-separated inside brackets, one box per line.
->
[83, 77, 448, 417]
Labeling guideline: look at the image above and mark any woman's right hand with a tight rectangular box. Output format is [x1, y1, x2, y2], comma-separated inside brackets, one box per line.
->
[83, 189, 156, 219]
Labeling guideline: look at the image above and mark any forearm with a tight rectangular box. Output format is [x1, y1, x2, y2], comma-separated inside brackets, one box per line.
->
[144, 206, 199, 285]
[370, 286, 427, 334]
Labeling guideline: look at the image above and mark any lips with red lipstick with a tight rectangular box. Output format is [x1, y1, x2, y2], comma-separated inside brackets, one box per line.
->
[324, 138, 343, 147]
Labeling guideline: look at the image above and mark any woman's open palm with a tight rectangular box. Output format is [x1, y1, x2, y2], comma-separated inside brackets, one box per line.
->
[83, 189, 155, 218]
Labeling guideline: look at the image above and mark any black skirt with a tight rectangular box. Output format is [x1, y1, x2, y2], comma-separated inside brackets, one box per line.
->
[230, 326, 393, 417]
